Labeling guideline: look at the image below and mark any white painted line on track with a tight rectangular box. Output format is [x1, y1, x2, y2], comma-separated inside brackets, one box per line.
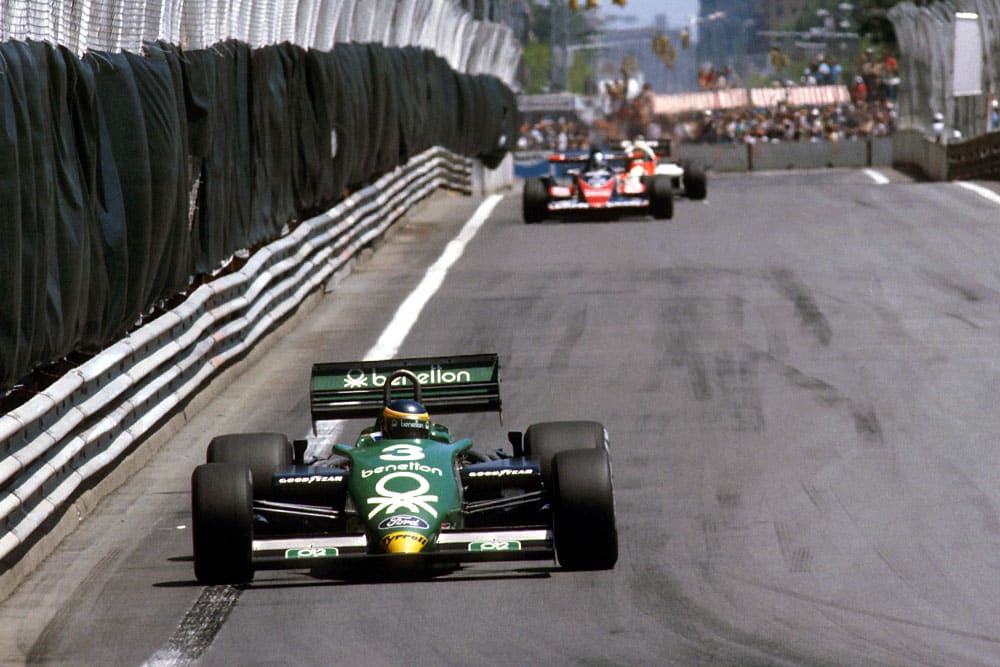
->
[310, 193, 503, 454]
[143, 193, 504, 667]
[955, 181, 1000, 206]
[864, 168, 890, 185]
[367, 193, 503, 359]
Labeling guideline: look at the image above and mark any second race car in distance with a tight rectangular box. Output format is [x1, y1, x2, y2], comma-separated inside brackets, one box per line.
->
[522, 147, 673, 223]
[618, 138, 708, 201]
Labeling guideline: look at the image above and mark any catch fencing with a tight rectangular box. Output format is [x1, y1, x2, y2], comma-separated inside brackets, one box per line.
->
[0, 0, 521, 83]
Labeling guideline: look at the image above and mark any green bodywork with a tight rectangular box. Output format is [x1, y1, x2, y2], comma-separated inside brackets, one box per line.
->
[318, 354, 503, 553]
[335, 433, 474, 550]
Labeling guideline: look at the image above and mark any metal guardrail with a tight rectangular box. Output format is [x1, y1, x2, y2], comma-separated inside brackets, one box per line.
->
[946, 132, 1000, 181]
[0, 147, 473, 566]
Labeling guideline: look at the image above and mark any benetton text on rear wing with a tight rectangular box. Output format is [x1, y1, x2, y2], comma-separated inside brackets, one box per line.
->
[310, 353, 501, 424]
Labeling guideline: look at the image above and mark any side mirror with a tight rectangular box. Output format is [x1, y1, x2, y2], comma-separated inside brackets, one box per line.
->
[507, 431, 524, 458]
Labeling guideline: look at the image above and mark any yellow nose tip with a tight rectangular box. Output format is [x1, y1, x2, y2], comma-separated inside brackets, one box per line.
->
[382, 531, 428, 554]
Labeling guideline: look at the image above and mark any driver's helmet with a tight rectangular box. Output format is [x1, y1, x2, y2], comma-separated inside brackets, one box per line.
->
[382, 399, 431, 439]
[589, 150, 607, 171]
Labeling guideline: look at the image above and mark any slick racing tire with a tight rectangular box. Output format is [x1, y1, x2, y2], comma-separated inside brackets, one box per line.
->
[523, 420, 607, 487]
[522, 178, 548, 223]
[683, 164, 707, 200]
[551, 448, 618, 570]
[192, 462, 254, 584]
[208, 432, 292, 498]
[649, 174, 674, 220]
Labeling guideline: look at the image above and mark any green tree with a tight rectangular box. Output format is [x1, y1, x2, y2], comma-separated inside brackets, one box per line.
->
[522, 41, 552, 94]
[521, 1, 599, 94]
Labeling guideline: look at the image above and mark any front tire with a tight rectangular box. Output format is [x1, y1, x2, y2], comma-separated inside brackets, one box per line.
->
[523, 420, 607, 487]
[522, 178, 548, 223]
[207, 432, 292, 498]
[192, 462, 254, 584]
[649, 174, 674, 219]
[552, 448, 618, 570]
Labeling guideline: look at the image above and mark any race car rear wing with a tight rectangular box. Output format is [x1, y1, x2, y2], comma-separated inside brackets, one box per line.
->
[617, 139, 672, 157]
[549, 152, 630, 163]
[310, 353, 501, 424]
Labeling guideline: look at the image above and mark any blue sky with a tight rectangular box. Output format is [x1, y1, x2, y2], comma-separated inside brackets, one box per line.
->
[597, 0, 700, 31]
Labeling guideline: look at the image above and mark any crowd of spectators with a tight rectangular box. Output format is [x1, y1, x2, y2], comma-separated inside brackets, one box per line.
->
[665, 99, 895, 144]
[842, 48, 900, 106]
[668, 48, 899, 145]
[517, 98, 896, 150]
[697, 64, 742, 90]
[516, 116, 591, 151]
[516, 47, 901, 150]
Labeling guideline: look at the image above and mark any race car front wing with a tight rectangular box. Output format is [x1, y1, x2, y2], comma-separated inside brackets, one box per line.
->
[251, 528, 554, 569]
[548, 197, 649, 211]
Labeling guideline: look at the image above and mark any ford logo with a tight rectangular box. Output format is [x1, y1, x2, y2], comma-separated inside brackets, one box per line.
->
[378, 515, 430, 530]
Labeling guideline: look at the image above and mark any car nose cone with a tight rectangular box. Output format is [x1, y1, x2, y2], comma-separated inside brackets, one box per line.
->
[381, 531, 429, 553]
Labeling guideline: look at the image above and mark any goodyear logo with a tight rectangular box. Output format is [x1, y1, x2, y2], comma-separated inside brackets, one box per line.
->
[468, 469, 533, 478]
[277, 474, 343, 484]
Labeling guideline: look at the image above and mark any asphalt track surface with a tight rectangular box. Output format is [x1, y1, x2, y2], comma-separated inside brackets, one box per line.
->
[4, 168, 1000, 666]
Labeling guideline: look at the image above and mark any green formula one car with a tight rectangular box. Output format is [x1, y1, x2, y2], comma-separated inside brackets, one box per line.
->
[190, 354, 617, 584]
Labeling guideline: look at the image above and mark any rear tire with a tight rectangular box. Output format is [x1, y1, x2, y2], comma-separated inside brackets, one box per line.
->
[207, 432, 292, 498]
[522, 178, 548, 223]
[683, 164, 707, 200]
[192, 463, 254, 584]
[552, 449, 618, 570]
[649, 174, 674, 219]
[523, 420, 607, 487]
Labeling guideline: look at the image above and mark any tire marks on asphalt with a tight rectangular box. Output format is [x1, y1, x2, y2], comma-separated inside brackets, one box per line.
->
[774, 521, 813, 574]
[770, 269, 833, 346]
[655, 268, 885, 450]
[142, 586, 241, 667]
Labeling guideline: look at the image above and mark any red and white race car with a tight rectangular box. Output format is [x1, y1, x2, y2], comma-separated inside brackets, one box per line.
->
[618, 139, 708, 201]
[522, 148, 674, 223]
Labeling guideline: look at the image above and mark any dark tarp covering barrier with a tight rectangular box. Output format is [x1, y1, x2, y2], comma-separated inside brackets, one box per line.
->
[0, 41, 122, 379]
[181, 42, 255, 273]
[0, 39, 516, 392]
[86, 48, 193, 333]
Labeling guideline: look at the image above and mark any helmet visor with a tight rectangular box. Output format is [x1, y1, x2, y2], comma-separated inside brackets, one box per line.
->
[386, 417, 430, 440]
